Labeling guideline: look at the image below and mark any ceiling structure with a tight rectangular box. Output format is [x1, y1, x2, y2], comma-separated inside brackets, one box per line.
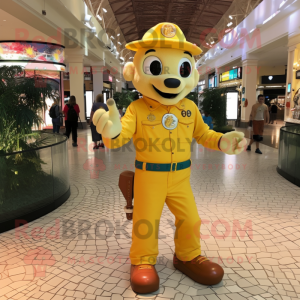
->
[85, 0, 263, 63]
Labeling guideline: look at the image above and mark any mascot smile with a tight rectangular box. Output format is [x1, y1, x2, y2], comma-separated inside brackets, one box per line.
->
[93, 22, 247, 294]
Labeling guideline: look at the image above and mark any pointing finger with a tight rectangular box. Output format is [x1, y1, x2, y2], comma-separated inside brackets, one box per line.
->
[107, 98, 119, 120]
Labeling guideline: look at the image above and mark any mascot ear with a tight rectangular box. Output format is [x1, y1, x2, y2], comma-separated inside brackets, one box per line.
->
[193, 68, 200, 88]
[123, 62, 135, 81]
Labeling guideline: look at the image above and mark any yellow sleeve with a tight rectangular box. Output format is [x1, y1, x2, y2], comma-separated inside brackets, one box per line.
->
[103, 103, 137, 149]
[192, 103, 223, 151]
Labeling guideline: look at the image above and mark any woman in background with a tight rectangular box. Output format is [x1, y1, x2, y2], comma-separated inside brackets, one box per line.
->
[63, 95, 80, 147]
[90, 94, 108, 149]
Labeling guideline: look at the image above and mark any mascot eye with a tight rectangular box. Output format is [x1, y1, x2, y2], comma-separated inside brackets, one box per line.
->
[179, 58, 192, 78]
[143, 56, 162, 76]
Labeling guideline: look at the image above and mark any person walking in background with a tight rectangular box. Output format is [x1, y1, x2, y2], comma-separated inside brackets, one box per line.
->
[270, 102, 278, 124]
[246, 95, 269, 154]
[50, 100, 61, 133]
[90, 94, 108, 149]
[63, 95, 80, 147]
[118, 108, 123, 119]
[202, 112, 213, 129]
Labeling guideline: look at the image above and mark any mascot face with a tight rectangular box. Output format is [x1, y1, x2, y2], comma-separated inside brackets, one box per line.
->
[123, 47, 199, 106]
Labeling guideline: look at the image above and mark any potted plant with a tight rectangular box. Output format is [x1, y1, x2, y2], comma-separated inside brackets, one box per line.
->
[185, 91, 198, 105]
[0, 65, 61, 220]
[200, 87, 235, 133]
[114, 90, 139, 110]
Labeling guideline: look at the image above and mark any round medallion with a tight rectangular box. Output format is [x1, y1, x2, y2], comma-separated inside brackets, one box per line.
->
[181, 110, 187, 117]
[187, 110, 192, 117]
[161, 24, 176, 38]
[162, 113, 178, 130]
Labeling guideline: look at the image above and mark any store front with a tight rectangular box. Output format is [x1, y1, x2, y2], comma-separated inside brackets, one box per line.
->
[208, 72, 218, 88]
[0, 41, 65, 130]
[286, 67, 300, 124]
[103, 71, 116, 102]
[219, 68, 243, 126]
[256, 74, 287, 121]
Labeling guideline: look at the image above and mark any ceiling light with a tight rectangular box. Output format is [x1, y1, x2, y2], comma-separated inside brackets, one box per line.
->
[229, 15, 233, 19]
[97, 15, 102, 21]
[103, 8, 107, 13]
[129, 57, 133, 59]
[117, 34, 120, 36]
[211, 41, 215, 44]
[233, 66, 237, 68]
[263, 10, 280, 24]
[206, 43, 209, 45]
[227, 22, 233, 27]
[266, 85, 282, 88]
[111, 36, 115, 39]
[118, 42, 122, 45]
[279, 0, 288, 8]
[268, 76, 273, 80]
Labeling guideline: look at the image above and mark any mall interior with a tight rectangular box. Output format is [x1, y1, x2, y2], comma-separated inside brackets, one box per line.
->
[0, 0, 300, 299]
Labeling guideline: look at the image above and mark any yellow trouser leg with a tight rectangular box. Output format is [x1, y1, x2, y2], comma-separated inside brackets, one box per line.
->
[166, 168, 201, 261]
[130, 169, 168, 265]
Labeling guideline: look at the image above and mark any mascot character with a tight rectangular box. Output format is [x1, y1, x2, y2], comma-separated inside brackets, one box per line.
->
[93, 23, 247, 294]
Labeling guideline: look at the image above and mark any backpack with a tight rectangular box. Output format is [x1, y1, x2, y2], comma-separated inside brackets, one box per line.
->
[49, 105, 58, 118]
[67, 104, 78, 122]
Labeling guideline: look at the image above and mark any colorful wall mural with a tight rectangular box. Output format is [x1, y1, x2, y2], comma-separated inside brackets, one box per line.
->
[0, 42, 65, 64]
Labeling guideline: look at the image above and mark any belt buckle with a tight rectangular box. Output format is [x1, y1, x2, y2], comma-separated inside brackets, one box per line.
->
[171, 162, 177, 172]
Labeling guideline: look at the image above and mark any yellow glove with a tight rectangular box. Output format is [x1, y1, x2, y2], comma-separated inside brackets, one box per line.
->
[93, 98, 122, 138]
[219, 131, 247, 155]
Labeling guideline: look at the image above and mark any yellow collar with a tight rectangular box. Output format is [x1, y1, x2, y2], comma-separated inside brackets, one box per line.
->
[142, 95, 186, 111]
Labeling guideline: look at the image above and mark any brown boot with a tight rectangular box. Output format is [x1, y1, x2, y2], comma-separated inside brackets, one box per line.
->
[173, 254, 224, 285]
[130, 264, 159, 294]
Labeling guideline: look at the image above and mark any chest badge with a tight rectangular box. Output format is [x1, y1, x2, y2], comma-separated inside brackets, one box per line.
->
[147, 113, 156, 122]
[162, 113, 178, 130]
[187, 110, 192, 117]
[181, 110, 187, 117]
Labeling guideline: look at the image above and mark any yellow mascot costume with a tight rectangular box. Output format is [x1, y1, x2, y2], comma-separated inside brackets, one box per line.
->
[93, 23, 247, 294]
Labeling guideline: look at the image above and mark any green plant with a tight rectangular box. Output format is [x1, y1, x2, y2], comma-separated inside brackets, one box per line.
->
[185, 91, 198, 105]
[114, 90, 139, 109]
[0, 65, 59, 154]
[200, 87, 227, 129]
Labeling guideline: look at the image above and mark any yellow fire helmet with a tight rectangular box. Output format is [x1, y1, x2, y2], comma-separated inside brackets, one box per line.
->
[125, 22, 202, 56]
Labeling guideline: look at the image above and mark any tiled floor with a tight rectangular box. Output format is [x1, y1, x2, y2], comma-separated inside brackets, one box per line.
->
[1, 129, 300, 300]
[236, 122, 284, 150]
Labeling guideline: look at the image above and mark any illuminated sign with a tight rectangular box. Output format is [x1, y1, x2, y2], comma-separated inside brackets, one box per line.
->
[0, 61, 65, 72]
[221, 71, 230, 82]
[226, 92, 238, 120]
[220, 68, 242, 82]
[0, 41, 65, 64]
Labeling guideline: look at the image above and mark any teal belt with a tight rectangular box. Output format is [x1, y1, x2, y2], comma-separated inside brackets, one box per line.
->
[135, 159, 191, 172]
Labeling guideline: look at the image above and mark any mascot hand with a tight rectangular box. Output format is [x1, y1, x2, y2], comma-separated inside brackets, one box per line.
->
[93, 98, 122, 138]
[219, 131, 247, 155]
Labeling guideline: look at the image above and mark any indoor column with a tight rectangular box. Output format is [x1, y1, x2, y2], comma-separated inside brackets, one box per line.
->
[241, 59, 259, 126]
[92, 63, 105, 98]
[68, 55, 86, 128]
[116, 75, 124, 92]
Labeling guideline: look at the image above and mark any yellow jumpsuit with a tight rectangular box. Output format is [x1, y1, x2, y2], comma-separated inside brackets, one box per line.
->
[104, 96, 223, 265]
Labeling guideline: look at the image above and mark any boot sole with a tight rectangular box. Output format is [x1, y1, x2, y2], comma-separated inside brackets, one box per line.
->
[130, 282, 159, 294]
